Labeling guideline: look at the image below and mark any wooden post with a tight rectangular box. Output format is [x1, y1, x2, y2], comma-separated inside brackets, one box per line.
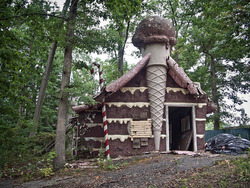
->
[192, 105, 197, 151]
[165, 105, 169, 152]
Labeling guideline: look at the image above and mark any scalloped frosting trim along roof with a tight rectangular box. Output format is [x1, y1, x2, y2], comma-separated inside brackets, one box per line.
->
[166, 87, 189, 95]
[120, 87, 189, 95]
[120, 87, 148, 94]
[106, 102, 150, 108]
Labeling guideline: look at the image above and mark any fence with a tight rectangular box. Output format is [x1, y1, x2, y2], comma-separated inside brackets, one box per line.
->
[205, 128, 250, 142]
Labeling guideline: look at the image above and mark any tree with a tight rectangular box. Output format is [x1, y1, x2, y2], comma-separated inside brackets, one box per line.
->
[188, 0, 249, 128]
[0, 0, 65, 170]
[0, 0, 59, 129]
[173, 0, 249, 128]
[29, 0, 71, 137]
[54, 0, 78, 169]
[102, 0, 143, 75]
[30, 42, 58, 137]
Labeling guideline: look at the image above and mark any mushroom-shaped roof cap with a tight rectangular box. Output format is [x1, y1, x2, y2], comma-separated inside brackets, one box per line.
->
[132, 16, 177, 49]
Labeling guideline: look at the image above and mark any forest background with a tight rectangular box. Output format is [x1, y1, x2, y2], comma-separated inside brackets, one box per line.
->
[0, 0, 249, 177]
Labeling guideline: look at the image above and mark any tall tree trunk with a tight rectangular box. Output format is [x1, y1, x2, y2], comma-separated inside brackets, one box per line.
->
[118, 21, 130, 76]
[118, 34, 124, 75]
[210, 55, 220, 130]
[29, 0, 70, 136]
[174, 30, 179, 63]
[169, 0, 179, 63]
[54, 0, 78, 169]
[29, 41, 58, 137]
[17, 87, 25, 126]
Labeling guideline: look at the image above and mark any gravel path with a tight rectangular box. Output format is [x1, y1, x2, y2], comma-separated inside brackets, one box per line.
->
[1, 152, 243, 188]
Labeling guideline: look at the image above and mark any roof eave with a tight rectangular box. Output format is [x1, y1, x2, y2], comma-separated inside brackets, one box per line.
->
[167, 57, 207, 99]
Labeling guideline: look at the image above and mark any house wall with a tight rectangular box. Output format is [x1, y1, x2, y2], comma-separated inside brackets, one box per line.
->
[77, 67, 208, 158]
[77, 110, 104, 158]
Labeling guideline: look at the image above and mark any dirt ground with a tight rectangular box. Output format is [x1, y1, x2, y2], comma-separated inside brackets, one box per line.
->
[1, 151, 249, 188]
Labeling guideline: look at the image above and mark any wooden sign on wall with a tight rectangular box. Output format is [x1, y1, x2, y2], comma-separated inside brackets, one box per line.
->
[128, 120, 152, 139]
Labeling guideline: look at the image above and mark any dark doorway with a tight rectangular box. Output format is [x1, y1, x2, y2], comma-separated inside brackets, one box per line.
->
[169, 107, 193, 151]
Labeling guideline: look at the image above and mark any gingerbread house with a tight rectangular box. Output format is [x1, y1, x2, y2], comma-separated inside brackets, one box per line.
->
[71, 16, 216, 158]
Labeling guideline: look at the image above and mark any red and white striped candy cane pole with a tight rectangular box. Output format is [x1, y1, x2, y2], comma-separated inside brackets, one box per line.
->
[91, 62, 110, 159]
[91, 63, 104, 91]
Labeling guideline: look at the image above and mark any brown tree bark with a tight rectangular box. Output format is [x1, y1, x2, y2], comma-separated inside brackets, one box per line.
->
[118, 21, 130, 76]
[29, 41, 58, 137]
[210, 55, 220, 130]
[118, 35, 124, 75]
[54, 0, 78, 169]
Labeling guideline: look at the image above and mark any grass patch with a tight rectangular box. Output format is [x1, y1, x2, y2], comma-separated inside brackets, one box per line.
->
[169, 155, 249, 188]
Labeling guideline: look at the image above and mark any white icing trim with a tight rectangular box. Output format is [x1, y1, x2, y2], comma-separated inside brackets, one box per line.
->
[106, 102, 150, 108]
[164, 102, 207, 108]
[166, 87, 189, 95]
[196, 134, 204, 138]
[108, 134, 167, 142]
[120, 87, 148, 94]
[85, 134, 168, 143]
[107, 118, 132, 124]
[196, 118, 206, 121]
[120, 87, 191, 95]
[197, 103, 207, 108]
[84, 137, 104, 142]
[160, 134, 166, 139]
[108, 135, 130, 142]
[106, 102, 206, 109]
[85, 123, 103, 127]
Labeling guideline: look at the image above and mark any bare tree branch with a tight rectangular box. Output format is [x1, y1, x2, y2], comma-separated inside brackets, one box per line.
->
[0, 13, 68, 21]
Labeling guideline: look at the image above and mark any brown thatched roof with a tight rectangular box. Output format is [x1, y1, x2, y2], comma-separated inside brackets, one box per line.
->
[167, 57, 206, 98]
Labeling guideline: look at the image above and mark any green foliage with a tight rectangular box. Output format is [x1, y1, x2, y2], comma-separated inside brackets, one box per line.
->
[0, 127, 30, 169]
[96, 148, 117, 171]
[97, 158, 119, 171]
[102, 58, 122, 84]
[172, 156, 250, 187]
[40, 151, 57, 177]
[71, 55, 99, 103]
[103, 0, 143, 28]
[0, 127, 56, 180]
[0, 0, 64, 133]
[232, 156, 250, 181]
[0, 128, 55, 169]
[6, 151, 57, 181]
